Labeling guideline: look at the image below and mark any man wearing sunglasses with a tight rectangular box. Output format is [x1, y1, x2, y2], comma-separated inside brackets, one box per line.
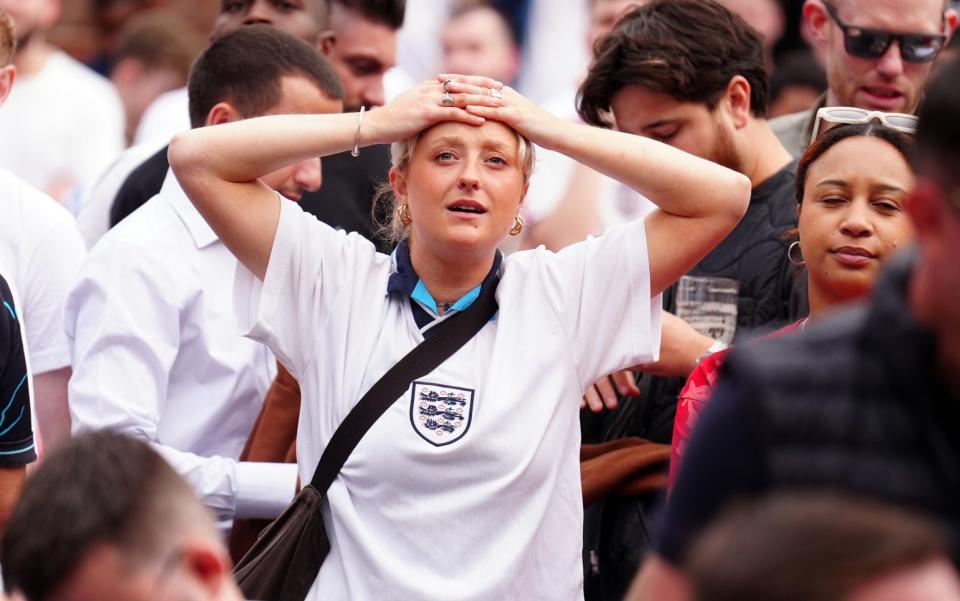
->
[771, 0, 956, 158]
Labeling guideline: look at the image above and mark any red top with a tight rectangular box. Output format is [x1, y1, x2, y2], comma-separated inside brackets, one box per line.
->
[668, 320, 805, 490]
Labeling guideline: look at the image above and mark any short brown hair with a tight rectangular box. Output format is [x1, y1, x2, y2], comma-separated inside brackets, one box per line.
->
[687, 494, 951, 601]
[0, 9, 15, 66]
[2, 431, 219, 601]
[577, 0, 769, 128]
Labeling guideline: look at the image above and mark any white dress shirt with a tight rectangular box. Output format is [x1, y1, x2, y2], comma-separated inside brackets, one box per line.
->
[76, 140, 167, 249]
[66, 170, 294, 521]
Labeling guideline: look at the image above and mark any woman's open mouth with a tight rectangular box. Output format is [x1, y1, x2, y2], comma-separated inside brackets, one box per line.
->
[447, 199, 488, 217]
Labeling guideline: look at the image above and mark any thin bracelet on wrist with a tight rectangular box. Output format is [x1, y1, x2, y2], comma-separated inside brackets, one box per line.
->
[351, 105, 365, 158]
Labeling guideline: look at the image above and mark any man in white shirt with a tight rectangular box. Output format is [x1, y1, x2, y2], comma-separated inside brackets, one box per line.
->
[66, 26, 344, 524]
[0, 9, 86, 453]
[0, 0, 124, 202]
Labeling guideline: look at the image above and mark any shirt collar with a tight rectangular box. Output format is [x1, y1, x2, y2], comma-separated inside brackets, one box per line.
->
[387, 240, 502, 319]
[161, 169, 220, 249]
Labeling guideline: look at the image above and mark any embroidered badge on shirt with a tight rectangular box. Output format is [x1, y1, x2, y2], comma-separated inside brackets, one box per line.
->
[410, 381, 474, 446]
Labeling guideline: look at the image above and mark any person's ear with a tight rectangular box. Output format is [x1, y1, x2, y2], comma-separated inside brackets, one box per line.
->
[0, 65, 16, 106]
[205, 102, 243, 126]
[905, 177, 943, 239]
[318, 30, 336, 57]
[803, 0, 831, 50]
[796, 202, 803, 218]
[179, 538, 233, 597]
[723, 76, 752, 129]
[389, 166, 407, 201]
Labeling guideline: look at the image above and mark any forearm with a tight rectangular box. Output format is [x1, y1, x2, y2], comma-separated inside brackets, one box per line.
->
[169, 111, 363, 185]
[33, 367, 72, 453]
[542, 120, 749, 221]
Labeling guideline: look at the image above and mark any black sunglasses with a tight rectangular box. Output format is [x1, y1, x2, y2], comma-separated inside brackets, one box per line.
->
[822, 1, 947, 64]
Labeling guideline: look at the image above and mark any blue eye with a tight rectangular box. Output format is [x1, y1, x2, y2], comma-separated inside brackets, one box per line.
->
[436, 151, 455, 161]
[487, 156, 507, 165]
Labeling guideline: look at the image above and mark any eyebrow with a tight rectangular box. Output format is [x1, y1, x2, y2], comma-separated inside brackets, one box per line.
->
[816, 179, 907, 193]
[429, 136, 513, 154]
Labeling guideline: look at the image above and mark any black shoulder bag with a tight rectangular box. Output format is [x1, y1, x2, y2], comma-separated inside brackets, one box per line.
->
[233, 279, 499, 601]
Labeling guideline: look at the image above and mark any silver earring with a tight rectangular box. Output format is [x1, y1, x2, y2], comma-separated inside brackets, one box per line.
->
[788, 241, 804, 266]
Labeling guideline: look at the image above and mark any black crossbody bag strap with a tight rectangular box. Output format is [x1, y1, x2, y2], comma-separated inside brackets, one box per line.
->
[309, 278, 499, 493]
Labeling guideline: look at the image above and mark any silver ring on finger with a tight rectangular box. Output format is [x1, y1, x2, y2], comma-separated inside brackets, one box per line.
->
[490, 88, 502, 100]
[441, 78, 455, 106]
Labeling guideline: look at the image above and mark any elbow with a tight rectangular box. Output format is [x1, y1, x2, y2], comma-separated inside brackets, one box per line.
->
[727, 172, 752, 223]
[167, 131, 202, 181]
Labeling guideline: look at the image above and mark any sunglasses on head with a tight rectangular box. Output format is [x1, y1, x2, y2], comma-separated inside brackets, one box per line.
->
[810, 106, 918, 145]
[822, 1, 947, 64]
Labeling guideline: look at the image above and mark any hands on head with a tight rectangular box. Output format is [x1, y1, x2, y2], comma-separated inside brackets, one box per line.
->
[366, 74, 562, 147]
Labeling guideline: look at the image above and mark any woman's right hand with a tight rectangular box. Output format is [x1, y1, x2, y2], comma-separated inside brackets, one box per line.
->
[364, 76, 506, 145]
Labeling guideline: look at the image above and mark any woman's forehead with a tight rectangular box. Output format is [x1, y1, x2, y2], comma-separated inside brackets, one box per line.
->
[417, 120, 520, 151]
[811, 136, 913, 183]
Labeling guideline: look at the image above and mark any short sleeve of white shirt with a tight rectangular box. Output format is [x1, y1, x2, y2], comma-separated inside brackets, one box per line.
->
[234, 198, 390, 378]
[21, 218, 87, 373]
[0, 170, 87, 374]
[516, 218, 662, 387]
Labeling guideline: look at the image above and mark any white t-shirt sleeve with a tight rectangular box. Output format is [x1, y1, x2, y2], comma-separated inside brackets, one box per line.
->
[234, 198, 385, 378]
[538, 217, 662, 387]
[22, 216, 86, 374]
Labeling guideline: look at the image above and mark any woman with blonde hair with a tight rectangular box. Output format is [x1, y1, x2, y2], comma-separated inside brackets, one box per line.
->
[169, 74, 750, 600]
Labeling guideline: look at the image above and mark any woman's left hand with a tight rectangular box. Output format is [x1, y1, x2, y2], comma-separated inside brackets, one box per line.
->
[438, 74, 568, 149]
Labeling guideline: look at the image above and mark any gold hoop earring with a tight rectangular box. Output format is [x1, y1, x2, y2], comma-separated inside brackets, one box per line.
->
[509, 213, 524, 236]
[788, 241, 804, 266]
[396, 203, 412, 226]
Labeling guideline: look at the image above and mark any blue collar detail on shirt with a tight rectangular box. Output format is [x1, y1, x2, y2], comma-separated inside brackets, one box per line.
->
[387, 241, 501, 331]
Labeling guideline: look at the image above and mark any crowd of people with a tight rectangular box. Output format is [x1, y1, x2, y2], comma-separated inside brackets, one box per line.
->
[0, 0, 959, 600]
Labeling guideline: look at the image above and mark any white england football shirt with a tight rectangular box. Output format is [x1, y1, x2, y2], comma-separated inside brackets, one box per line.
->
[235, 199, 662, 600]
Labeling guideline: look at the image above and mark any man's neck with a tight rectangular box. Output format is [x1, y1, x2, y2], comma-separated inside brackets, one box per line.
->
[742, 120, 793, 189]
[13, 36, 51, 78]
[409, 241, 495, 308]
